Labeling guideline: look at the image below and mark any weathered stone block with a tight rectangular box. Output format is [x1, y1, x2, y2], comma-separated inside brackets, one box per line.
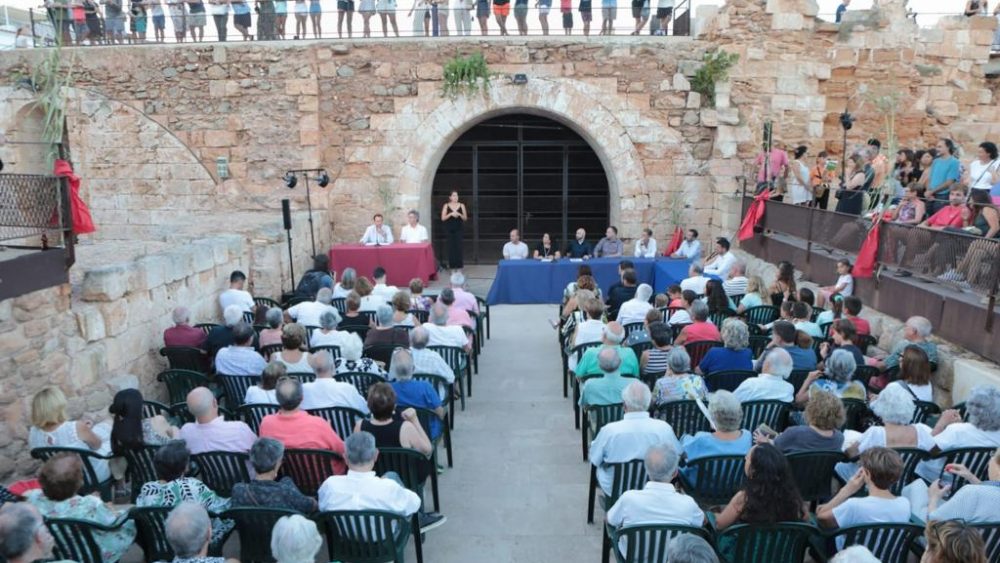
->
[81, 265, 129, 302]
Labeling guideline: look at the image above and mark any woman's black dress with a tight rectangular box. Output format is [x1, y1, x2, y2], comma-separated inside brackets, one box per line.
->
[443, 205, 464, 269]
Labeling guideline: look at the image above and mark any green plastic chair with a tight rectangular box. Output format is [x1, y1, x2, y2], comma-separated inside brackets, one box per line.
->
[314, 509, 418, 563]
[704, 370, 756, 393]
[606, 523, 714, 563]
[45, 515, 133, 563]
[159, 346, 208, 373]
[237, 403, 281, 434]
[716, 522, 819, 563]
[217, 373, 261, 408]
[280, 448, 345, 497]
[30, 447, 113, 501]
[130, 506, 175, 563]
[740, 400, 792, 433]
[651, 400, 712, 439]
[582, 403, 624, 461]
[157, 369, 212, 405]
[742, 305, 780, 326]
[973, 522, 1000, 562]
[122, 445, 162, 503]
[374, 447, 439, 514]
[587, 459, 647, 524]
[189, 450, 251, 498]
[428, 345, 471, 411]
[933, 447, 996, 492]
[684, 340, 724, 368]
[822, 523, 924, 563]
[309, 344, 343, 360]
[335, 371, 387, 399]
[223, 507, 303, 563]
[410, 405, 453, 469]
[307, 405, 367, 441]
[786, 450, 845, 509]
[678, 455, 747, 508]
[412, 372, 455, 432]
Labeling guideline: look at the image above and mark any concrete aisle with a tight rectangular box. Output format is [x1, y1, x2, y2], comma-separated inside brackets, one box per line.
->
[412, 304, 603, 562]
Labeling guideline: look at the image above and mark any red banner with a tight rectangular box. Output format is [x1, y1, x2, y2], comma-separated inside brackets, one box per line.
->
[854, 218, 881, 278]
[663, 226, 684, 256]
[737, 189, 771, 241]
[53, 159, 96, 235]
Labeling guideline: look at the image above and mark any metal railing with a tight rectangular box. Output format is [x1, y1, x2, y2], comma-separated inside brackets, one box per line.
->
[25, 0, 691, 46]
[0, 173, 74, 263]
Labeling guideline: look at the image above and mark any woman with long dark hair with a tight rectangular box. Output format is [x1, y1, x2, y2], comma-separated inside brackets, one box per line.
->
[704, 278, 734, 313]
[712, 444, 807, 530]
[769, 260, 797, 309]
[108, 389, 177, 456]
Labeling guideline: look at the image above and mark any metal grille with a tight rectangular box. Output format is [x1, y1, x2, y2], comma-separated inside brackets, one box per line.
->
[879, 222, 1000, 295]
[0, 173, 64, 244]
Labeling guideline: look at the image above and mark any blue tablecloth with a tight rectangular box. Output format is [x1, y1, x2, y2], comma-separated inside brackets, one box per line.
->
[486, 258, 692, 305]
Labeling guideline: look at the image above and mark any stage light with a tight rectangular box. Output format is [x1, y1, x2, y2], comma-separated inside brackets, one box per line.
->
[284, 172, 297, 189]
[512, 73, 528, 85]
[317, 171, 330, 188]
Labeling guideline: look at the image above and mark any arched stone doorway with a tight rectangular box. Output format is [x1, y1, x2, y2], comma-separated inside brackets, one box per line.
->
[431, 113, 610, 265]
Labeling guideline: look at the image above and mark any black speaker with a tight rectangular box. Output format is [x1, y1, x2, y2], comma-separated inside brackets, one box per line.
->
[281, 199, 292, 230]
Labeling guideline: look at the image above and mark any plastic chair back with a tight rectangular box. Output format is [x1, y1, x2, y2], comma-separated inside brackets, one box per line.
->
[236, 403, 280, 434]
[717, 522, 818, 563]
[679, 454, 747, 507]
[651, 400, 712, 439]
[740, 400, 792, 433]
[190, 451, 251, 497]
[743, 305, 780, 326]
[280, 448, 345, 497]
[704, 370, 755, 392]
[936, 447, 996, 492]
[30, 447, 111, 501]
[218, 373, 261, 407]
[46, 516, 127, 563]
[611, 524, 713, 563]
[829, 523, 924, 563]
[157, 369, 211, 405]
[335, 372, 386, 398]
[123, 445, 162, 503]
[130, 506, 174, 563]
[786, 450, 845, 504]
[310, 344, 343, 360]
[307, 406, 366, 440]
[159, 346, 207, 373]
[314, 509, 412, 563]
[684, 340, 724, 367]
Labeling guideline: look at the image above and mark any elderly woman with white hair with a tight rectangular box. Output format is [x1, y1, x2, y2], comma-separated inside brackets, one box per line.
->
[732, 347, 795, 403]
[309, 309, 344, 349]
[680, 390, 752, 483]
[836, 383, 935, 482]
[205, 304, 247, 357]
[333, 267, 357, 299]
[877, 315, 938, 372]
[795, 348, 866, 405]
[333, 333, 386, 377]
[259, 307, 285, 348]
[696, 318, 753, 375]
[915, 385, 1000, 483]
[271, 514, 323, 563]
[653, 347, 708, 405]
[616, 283, 654, 326]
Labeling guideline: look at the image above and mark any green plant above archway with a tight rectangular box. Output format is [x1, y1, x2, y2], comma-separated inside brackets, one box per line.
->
[691, 49, 739, 108]
[441, 52, 493, 99]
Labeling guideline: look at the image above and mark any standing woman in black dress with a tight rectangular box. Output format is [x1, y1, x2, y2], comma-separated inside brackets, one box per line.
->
[441, 190, 468, 273]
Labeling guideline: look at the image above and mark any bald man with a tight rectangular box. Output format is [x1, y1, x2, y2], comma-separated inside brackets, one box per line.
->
[0, 504, 59, 563]
[178, 387, 256, 454]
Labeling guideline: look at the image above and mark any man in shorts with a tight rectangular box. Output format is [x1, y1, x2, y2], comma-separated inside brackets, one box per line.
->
[103, 0, 126, 43]
[654, 0, 671, 35]
[337, 0, 354, 37]
[577, 0, 591, 35]
[630, 0, 648, 34]
[493, 0, 509, 35]
[599, 0, 614, 34]
[559, 0, 571, 34]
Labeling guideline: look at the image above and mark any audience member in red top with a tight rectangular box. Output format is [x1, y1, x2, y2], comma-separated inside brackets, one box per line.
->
[843, 296, 871, 336]
[259, 377, 346, 475]
[919, 186, 969, 230]
[673, 301, 721, 346]
[163, 307, 207, 349]
[666, 284, 684, 308]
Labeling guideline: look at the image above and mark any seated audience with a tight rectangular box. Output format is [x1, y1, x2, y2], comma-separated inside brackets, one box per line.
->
[680, 263, 710, 296]
[302, 351, 369, 413]
[391, 291, 420, 327]
[918, 186, 969, 230]
[704, 278, 736, 313]
[335, 333, 387, 377]
[164, 306, 207, 349]
[762, 390, 845, 454]
[563, 264, 602, 302]
[286, 287, 337, 328]
[29, 386, 111, 482]
[0, 503, 61, 563]
[589, 382, 679, 495]
[575, 322, 640, 379]
[356, 277, 381, 312]
[109, 388, 177, 455]
[606, 443, 703, 553]
[791, 301, 823, 339]
[653, 347, 708, 405]
[670, 228, 702, 262]
[502, 228, 530, 260]
[797, 348, 865, 404]
[309, 310, 345, 349]
[735, 275, 766, 313]
[296, 254, 334, 300]
[639, 321, 672, 376]
[270, 514, 324, 563]
[163, 501, 239, 563]
[364, 304, 409, 349]
[712, 444, 807, 530]
[921, 519, 989, 563]
[838, 383, 935, 481]
[762, 320, 817, 372]
[567, 297, 604, 370]
[878, 345, 934, 401]
[916, 385, 1000, 483]
[439, 288, 474, 330]
[245, 361, 284, 404]
[405, 327, 455, 397]
[361, 215, 393, 245]
[448, 272, 479, 314]
[820, 318, 865, 367]
[339, 291, 372, 331]
[818, 447, 910, 548]
[179, 387, 257, 455]
[878, 316, 938, 372]
[667, 289, 696, 326]
[136, 440, 232, 544]
[424, 302, 472, 352]
[680, 391, 752, 482]
[219, 269, 254, 313]
[272, 323, 313, 373]
[666, 534, 720, 563]
[704, 237, 736, 278]
[580, 348, 634, 408]
[333, 267, 356, 299]
[370, 267, 399, 303]
[260, 377, 346, 475]
[24, 453, 135, 562]
[734, 347, 795, 403]
[231, 438, 317, 513]
[259, 307, 285, 348]
[606, 267, 638, 320]
[722, 260, 748, 296]
[409, 278, 435, 311]
[616, 283, 654, 326]
[625, 308, 659, 347]
[924, 447, 1000, 523]
[215, 321, 266, 375]
[388, 349, 445, 440]
[697, 318, 753, 375]
[817, 258, 855, 306]
[673, 301, 720, 346]
[205, 305, 244, 358]
[843, 296, 871, 336]
[769, 260, 797, 309]
[816, 293, 844, 326]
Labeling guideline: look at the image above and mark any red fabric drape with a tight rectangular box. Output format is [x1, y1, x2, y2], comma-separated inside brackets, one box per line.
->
[854, 218, 881, 278]
[53, 159, 96, 235]
[737, 189, 771, 241]
[663, 226, 684, 256]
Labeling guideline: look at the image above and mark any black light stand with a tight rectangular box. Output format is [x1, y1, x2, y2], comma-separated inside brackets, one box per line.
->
[281, 198, 295, 293]
[761, 120, 773, 192]
[839, 109, 855, 187]
[284, 168, 330, 257]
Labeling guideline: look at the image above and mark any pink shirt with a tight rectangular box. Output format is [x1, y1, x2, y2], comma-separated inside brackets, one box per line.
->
[926, 205, 965, 229]
[447, 305, 474, 330]
[179, 416, 257, 455]
[259, 410, 346, 475]
[755, 149, 789, 183]
[681, 321, 721, 343]
[451, 288, 480, 314]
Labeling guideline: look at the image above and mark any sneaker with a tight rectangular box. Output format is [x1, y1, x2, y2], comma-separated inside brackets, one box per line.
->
[893, 269, 912, 277]
[418, 512, 447, 533]
[937, 269, 964, 282]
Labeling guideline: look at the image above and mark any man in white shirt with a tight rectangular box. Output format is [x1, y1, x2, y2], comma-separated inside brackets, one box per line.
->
[448, 272, 479, 314]
[704, 237, 736, 278]
[424, 303, 472, 353]
[680, 263, 710, 296]
[733, 347, 794, 403]
[502, 229, 530, 260]
[301, 351, 370, 413]
[219, 270, 254, 314]
[360, 213, 394, 246]
[398, 209, 429, 243]
[589, 382, 680, 495]
[370, 267, 398, 302]
[616, 284, 654, 326]
[671, 229, 702, 262]
[606, 443, 703, 554]
[286, 287, 337, 327]
[633, 228, 658, 258]
[722, 260, 748, 297]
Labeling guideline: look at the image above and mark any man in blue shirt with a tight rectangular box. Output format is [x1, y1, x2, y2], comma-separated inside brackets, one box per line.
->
[388, 348, 445, 440]
[566, 227, 594, 258]
[928, 138, 961, 212]
[835, 0, 849, 23]
[755, 320, 817, 372]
